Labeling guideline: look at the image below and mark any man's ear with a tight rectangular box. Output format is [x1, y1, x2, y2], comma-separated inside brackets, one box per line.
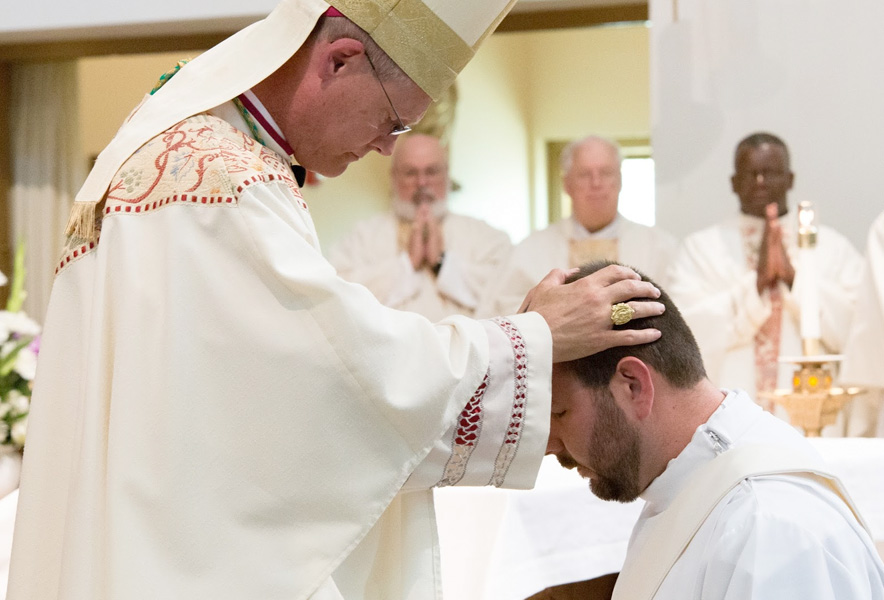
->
[317, 37, 366, 80]
[609, 356, 654, 421]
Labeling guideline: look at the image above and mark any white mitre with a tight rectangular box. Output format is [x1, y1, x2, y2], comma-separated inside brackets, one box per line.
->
[68, 0, 516, 241]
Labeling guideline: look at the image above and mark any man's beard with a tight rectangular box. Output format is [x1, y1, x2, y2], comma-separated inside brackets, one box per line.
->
[557, 388, 642, 503]
[392, 189, 448, 222]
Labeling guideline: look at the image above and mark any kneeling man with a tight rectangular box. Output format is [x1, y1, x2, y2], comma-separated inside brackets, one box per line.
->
[548, 261, 884, 600]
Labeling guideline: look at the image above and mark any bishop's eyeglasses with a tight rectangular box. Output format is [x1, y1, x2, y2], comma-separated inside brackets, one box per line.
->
[365, 52, 412, 136]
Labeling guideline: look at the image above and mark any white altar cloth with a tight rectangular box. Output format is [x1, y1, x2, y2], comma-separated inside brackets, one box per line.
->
[435, 438, 884, 600]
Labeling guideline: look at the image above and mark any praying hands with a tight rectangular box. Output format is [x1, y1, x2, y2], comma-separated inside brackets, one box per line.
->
[756, 201, 795, 294]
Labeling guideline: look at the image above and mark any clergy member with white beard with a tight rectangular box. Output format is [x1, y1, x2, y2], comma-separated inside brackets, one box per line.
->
[548, 261, 884, 600]
[330, 133, 511, 321]
[478, 135, 678, 318]
[667, 132, 864, 420]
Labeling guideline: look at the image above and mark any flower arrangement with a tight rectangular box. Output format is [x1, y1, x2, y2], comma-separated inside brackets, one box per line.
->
[0, 243, 40, 452]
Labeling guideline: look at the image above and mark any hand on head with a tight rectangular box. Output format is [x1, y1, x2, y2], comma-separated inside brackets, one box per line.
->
[520, 264, 665, 362]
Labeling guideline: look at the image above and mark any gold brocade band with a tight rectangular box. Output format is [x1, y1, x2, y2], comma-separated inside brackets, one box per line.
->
[332, 0, 475, 100]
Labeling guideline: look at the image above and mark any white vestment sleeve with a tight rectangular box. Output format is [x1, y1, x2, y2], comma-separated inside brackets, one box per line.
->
[699, 495, 884, 600]
[801, 227, 864, 352]
[327, 217, 421, 308]
[434, 219, 512, 312]
[404, 316, 552, 491]
[667, 234, 772, 381]
[842, 213, 884, 388]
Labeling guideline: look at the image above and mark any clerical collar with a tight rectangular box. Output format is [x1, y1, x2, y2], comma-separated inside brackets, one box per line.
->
[234, 90, 307, 187]
[638, 390, 762, 514]
[570, 214, 621, 241]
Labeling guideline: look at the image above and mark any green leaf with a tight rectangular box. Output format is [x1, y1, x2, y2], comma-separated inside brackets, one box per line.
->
[0, 337, 31, 377]
[6, 241, 27, 313]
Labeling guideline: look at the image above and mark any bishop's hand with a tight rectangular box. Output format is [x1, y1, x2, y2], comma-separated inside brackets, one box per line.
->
[520, 265, 664, 363]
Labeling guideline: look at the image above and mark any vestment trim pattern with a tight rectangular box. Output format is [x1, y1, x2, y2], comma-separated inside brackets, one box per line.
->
[489, 317, 527, 487]
[435, 372, 488, 487]
[55, 114, 308, 277]
[55, 242, 97, 275]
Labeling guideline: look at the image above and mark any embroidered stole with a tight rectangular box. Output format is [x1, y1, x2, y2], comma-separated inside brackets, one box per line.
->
[611, 444, 868, 600]
[568, 238, 618, 268]
[741, 221, 782, 406]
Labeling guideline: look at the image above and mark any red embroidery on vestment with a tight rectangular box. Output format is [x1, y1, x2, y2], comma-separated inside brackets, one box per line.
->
[55, 242, 97, 275]
[55, 113, 310, 277]
[436, 372, 488, 487]
[489, 317, 528, 487]
[102, 193, 237, 218]
[102, 114, 306, 215]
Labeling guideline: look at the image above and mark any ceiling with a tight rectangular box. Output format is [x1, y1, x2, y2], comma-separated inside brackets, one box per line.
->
[0, 0, 649, 61]
[513, 0, 645, 12]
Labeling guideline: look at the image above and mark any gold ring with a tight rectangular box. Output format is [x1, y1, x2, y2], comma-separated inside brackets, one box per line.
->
[611, 302, 635, 326]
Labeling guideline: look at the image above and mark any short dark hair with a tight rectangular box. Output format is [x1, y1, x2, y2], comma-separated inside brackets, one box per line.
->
[562, 261, 707, 389]
[734, 132, 790, 169]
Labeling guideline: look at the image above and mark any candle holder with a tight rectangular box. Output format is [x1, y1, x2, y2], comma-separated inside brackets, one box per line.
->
[760, 354, 864, 437]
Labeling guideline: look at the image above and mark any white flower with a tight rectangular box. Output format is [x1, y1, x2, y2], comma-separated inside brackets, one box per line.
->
[0, 271, 7, 288]
[13, 344, 37, 381]
[0, 311, 40, 342]
[7, 391, 29, 418]
[0, 404, 10, 420]
[10, 418, 26, 448]
[0, 422, 9, 444]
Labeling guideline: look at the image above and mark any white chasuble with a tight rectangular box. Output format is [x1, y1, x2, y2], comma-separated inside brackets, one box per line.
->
[840, 211, 884, 436]
[666, 214, 863, 420]
[621, 390, 884, 600]
[329, 213, 512, 321]
[8, 114, 551, 600]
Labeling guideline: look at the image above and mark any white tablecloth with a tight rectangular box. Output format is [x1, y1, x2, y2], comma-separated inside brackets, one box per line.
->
[435, 439, 884, 600]
[0, 441, 879, 600]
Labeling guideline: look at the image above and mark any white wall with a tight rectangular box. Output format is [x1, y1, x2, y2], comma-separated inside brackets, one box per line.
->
[651, 0, 883, 249]
[0, 1, 274, 42]
[519, 24, 651, 229]
[447, 34, 532, 244]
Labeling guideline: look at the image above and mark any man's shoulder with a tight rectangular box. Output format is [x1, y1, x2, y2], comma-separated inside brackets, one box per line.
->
[103, 113, 300, 214]
[681, 219, 732, 243]
[445, 213, 510, 238]
[619, 217, 679, 245]
[714, 469, 866, 548]
[514, 219, 569, 250]
[818, 223, 861, 253]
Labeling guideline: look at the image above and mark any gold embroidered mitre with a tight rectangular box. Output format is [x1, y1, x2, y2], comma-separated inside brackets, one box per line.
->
[329, 0, 516, 101]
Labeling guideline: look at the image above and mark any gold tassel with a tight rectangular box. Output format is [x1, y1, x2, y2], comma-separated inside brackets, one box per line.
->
[65, 202, 99, 243]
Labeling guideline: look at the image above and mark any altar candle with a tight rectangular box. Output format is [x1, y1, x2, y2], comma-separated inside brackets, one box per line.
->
[797, 201, 821, 343]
